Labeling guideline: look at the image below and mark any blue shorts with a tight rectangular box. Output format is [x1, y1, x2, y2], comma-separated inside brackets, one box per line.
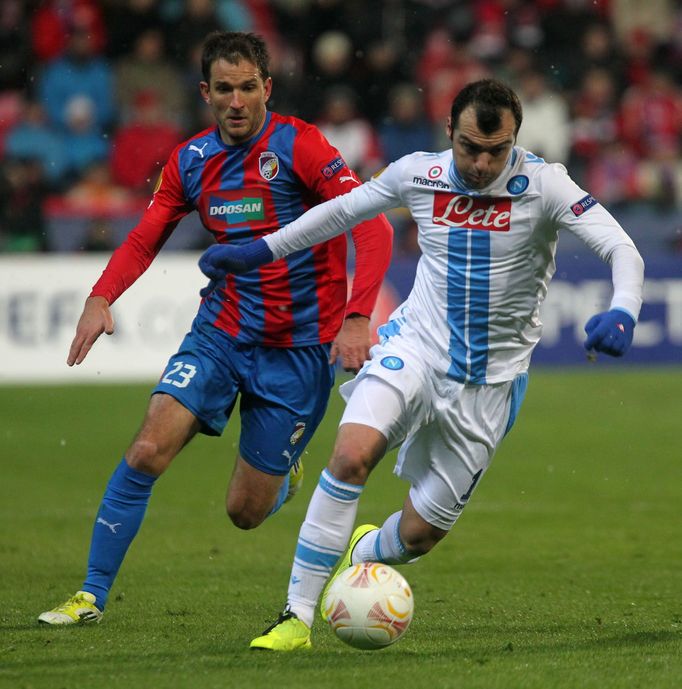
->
[153, 317, 335, 475]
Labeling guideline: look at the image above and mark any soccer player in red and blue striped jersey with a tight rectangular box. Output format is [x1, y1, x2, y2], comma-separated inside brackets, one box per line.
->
[38, 31, 392, 626]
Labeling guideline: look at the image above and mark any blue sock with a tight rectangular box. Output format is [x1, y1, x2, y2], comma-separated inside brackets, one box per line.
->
[268, 474, 290, 516]
[82, 458, 156, 609]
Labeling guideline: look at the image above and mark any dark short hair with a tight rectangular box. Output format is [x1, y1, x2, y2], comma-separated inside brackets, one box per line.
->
[201, 31, 270, 83]
[450, 79, 523, 137]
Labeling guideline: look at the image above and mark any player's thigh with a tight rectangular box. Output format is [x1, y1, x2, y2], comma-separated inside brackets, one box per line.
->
[152, 317, 242, 437]
[399, 373, 528, 531]
[126, 393, 201, 474]
[335, 371, 411, 455]
[238, 343, 335, 475]
[338, 339, 432, 452]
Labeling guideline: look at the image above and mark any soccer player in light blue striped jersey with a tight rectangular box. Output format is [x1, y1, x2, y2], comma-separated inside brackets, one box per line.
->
[199, 79, 644, 651]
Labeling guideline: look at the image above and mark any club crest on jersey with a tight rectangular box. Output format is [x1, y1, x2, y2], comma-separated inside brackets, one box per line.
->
[289, 422, 306, 445]
[259, 151, 280, 180]
[506, 175, 529, 195]
[432, 193, 511, 231]
[321, 156, 346, 179]
[380, 356, 404, 371]
[571, 194, 597, 216]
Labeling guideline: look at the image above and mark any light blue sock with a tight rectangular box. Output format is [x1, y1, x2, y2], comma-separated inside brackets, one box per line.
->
[82, 458, 156, 609]
[268, 474, 290, 516]
[354, 511, 420, 565]
[287, 469, 363, 627]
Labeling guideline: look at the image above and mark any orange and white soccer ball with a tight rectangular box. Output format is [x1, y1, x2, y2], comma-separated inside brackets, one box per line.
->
[322, 562, 414, 650]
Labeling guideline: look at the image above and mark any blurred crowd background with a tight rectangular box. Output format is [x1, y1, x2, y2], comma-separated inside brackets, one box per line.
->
[0, 0, 680, 257]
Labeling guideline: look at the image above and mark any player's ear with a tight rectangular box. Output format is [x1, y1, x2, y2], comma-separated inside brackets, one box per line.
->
[263, 76, 273, 103]
[199, 81, 210, 104]
[445, 116, 454, 140]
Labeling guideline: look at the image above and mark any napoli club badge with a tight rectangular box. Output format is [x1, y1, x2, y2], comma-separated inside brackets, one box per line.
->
[380, 356, 404, 371]
[506, 174, 529, 195]
[259, 151, 280, 180]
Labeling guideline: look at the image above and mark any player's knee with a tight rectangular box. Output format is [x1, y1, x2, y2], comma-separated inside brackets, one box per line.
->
[329, 446, 373, 485]
[126, 440, 164, 475]
[227, 510, 263, 530]
[226, 497, 266, 530]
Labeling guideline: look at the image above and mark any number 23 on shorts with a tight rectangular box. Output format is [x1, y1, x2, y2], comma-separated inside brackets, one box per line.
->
[161, 361, 197, 388]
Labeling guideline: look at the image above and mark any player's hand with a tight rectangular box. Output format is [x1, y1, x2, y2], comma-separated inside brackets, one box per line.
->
[199, 244, 242, 282]
[330, 315, 371, 373]
[198, 240, 275, 296]
[198, 245, 240, 297]
[583, 308, 635, 358]
[67, 296, 114, 366]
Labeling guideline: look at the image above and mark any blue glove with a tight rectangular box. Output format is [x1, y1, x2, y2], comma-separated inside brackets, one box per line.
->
[198, 239, 274, 297]
[583, 308, 635, 358]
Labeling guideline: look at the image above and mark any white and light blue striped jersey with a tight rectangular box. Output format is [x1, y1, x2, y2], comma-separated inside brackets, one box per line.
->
[266, 146, 644, 384]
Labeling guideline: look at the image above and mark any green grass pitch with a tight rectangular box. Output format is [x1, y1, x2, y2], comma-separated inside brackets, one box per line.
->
[1, 369, 681, 689]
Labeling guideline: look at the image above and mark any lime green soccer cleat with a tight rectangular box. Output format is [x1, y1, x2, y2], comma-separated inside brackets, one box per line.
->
[38, 591, 103, 625]
[320, 523, 378, 622]
[250, 608, 312, 651]
[284, 458, 304, 504]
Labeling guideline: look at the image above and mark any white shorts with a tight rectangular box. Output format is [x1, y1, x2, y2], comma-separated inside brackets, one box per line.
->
[339, 335, 528, 531]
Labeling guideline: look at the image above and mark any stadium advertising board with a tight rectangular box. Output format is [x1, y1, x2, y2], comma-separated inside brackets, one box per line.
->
[0, 255, 203, 383]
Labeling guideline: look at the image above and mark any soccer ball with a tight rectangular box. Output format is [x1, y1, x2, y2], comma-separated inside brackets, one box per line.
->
[322, 562, 414, 650]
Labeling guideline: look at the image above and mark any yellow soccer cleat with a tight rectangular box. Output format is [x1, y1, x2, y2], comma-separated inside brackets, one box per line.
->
[38, 591, 103, 626]
[250, 608, 312, 651]
[320, 523, 378, 622]
[284, 458, 304, 504]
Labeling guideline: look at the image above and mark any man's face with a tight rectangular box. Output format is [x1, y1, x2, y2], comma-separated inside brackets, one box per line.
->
[200, 58, 272, 145]
[448, 105, 516, 189]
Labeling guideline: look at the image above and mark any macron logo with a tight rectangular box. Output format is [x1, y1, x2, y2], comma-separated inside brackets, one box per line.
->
[97, 517, 122, 534]
[189, 142, 208, 158]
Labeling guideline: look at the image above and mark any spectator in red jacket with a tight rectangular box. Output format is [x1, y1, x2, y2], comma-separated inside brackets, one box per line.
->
[110, 90, 181, 193]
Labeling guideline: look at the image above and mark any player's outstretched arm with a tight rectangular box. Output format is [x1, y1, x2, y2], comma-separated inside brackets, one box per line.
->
[67, 296, 115, 366]
[583, 308, 635, 358]
[198, 182, 393, 293]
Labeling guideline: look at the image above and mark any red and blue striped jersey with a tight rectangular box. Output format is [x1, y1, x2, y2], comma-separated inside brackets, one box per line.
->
[90, 112, 393, 346]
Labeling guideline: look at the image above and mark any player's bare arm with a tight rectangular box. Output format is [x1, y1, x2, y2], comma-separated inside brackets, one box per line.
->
[67, 296, 115, 366]
[330, 315, 371, 373]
